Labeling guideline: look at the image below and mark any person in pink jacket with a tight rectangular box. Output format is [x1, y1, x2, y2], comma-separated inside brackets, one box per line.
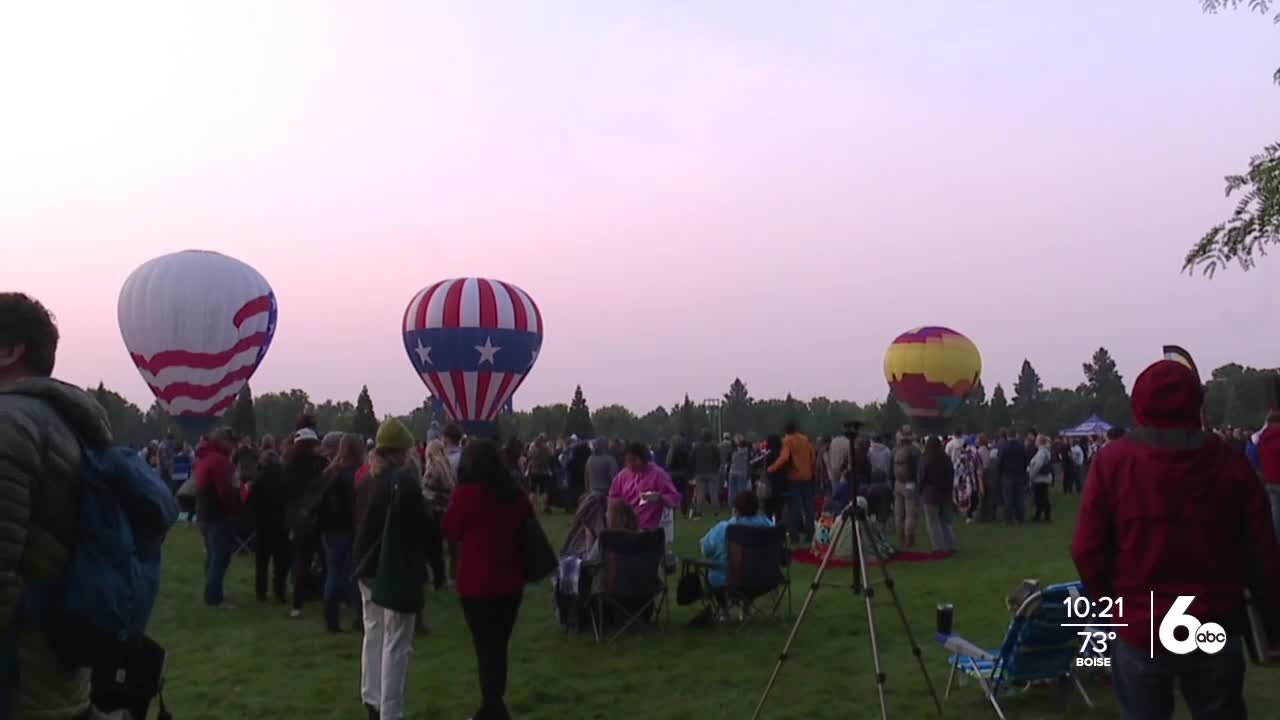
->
[608, 442, 681, 531]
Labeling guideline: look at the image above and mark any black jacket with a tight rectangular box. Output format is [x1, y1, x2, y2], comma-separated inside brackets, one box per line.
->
[250, 461, 289, 532]
[285, 452, 328, 533]
[318, 466, 357, 534]
[997, 440, 1030, 479]
[691, 441, 721, 475]
[352, 461, 428, 581]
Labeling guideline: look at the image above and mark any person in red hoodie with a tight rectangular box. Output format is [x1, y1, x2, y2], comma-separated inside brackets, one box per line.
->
[1072, 360, 1280, 720]
[195, 427, 241, 608]
[1256, 411, 1280, 542]
[443, 438, 532, 720]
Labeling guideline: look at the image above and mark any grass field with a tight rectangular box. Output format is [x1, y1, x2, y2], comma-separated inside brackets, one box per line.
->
[148, 493, 1277, 720]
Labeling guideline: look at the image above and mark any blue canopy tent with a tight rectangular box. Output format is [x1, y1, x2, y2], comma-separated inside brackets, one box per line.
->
[1061, 415, 1112, 437]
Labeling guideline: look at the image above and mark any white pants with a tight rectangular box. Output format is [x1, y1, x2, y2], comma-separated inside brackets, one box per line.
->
[359, 580, 416, 720]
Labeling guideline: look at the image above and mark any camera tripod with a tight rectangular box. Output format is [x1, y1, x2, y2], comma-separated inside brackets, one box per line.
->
[751, 431, 943, 720]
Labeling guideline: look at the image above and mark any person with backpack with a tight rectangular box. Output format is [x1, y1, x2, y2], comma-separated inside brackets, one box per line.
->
[0, 293, 112, 717]
[195, 428, 242, 608]
[0, 293, 177, 719]
[353, 419, 428, 720]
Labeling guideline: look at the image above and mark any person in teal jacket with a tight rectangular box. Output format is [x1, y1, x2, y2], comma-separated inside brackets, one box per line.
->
[700, 491, 774, 589]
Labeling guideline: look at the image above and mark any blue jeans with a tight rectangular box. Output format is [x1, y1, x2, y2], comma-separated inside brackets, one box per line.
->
[728, 473, 750, 503]
[1111, 636, 1247, 720]
[324, 529, 354, 604]
[1001, 476, 1026, 524]
[788, 482, 816, 541]
[1267, 485, 1280, 544]
[203, 521, 235, 606]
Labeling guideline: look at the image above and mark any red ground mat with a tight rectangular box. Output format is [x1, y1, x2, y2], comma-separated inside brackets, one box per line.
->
[789, 547, 953, 568]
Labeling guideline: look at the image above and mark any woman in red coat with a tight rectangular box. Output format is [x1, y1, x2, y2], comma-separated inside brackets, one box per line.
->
[443, 438, 532, 720]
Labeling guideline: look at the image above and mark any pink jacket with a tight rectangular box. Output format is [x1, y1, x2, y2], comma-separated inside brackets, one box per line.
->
[608, 463, 681, 530]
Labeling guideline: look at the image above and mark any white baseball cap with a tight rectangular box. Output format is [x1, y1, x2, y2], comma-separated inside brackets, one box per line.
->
[294, 428, 319, 443]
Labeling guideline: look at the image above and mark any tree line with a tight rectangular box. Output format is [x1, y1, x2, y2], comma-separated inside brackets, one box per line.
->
[88, 346, 1278, 448]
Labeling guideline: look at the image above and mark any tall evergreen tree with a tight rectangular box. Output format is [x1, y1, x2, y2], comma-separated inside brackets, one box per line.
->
[564, 385, 594, 437]
[1011, 360, 1046, 431]
[231, 384, 257, 439]
[676, 394, 698, 438]
[722, 378, 753, 435]
[352, 385, 379, 440]
[1080, 347, 1132, 426]
[989, 384, 1012, 432]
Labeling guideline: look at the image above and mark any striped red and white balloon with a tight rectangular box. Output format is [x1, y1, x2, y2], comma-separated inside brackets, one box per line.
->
[118, 250, 277, 430]
[402, 278, 543, 425]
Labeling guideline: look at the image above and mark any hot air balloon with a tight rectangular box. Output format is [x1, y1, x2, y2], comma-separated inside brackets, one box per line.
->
[883, 326, 981, 429]
[403, 278, 543, 436]
[118, 250, 278, 434]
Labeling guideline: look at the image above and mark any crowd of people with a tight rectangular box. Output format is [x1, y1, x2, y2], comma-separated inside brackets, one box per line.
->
[4, 291, 1280, 720]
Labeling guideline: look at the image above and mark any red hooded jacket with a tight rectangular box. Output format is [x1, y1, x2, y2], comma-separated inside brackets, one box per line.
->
[1071, 361, 1280, 652]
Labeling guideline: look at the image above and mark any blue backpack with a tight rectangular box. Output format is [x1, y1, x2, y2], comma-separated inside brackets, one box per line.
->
[5, 444, 178, 687]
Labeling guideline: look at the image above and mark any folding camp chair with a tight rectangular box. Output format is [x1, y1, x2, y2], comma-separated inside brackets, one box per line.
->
[723, 524, 791, 626]
[589, 529, 668, 643]
[937, 581, 1095, 720]
[233, 512, 257, 556]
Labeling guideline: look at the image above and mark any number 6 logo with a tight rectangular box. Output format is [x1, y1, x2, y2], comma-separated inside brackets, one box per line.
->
[1159, 596, 1226, 655]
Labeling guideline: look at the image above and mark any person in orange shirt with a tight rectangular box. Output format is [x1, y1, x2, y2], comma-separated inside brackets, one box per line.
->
[768, 421, 817, 545]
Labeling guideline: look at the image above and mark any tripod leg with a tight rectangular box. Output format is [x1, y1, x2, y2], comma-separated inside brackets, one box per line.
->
[751, 513, 850, 720]
[852, 514, 890, 720]
[860, 514, 945, 716]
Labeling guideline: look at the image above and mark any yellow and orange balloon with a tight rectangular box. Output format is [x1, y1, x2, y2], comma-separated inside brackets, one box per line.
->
[883, 326, 982, 421]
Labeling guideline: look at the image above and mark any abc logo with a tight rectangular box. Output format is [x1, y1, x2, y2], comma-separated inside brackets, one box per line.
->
[1158, 596, 1227, 655]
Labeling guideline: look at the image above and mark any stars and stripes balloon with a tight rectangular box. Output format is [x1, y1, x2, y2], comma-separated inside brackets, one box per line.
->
[403, 278, 543, 430]
[883, 326, 981, 424]
[118, 250, 278, 433]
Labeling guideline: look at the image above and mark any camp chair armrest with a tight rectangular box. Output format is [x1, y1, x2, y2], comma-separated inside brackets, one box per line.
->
[682, 559, 719, 570]
[937, 633, 998, 661]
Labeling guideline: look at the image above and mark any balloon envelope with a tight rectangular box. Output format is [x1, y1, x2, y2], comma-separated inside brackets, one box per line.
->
[403, 278, 543, 426]
[118, 250, 277, 431]
[883, 326, 981, 420]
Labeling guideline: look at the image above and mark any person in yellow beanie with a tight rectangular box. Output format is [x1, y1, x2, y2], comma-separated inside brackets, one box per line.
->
[352, 418, 427, 720]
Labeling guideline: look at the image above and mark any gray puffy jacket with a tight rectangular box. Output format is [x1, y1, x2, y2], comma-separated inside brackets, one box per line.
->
[0, 378, 111, 719]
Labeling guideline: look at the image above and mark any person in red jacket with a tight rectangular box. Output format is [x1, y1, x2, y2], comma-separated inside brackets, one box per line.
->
[1256, 411, 1280, 542]
[195, 428, 241, 608]
[443, 438, 532, 720]
[1072, 360, 1280, 720]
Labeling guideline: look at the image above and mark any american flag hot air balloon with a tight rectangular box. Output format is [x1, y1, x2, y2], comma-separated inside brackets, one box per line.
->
[402, 278, 543, 435]
[118, 250, 278, 434]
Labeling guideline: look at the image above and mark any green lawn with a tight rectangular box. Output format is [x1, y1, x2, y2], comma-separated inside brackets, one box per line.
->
[148, 494, 1276, 719]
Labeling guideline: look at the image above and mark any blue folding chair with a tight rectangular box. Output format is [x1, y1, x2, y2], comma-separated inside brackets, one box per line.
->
[937, 581, 1095, 719]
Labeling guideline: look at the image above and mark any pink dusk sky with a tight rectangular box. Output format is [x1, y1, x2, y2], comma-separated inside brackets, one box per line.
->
[3, 1, 1277, 416]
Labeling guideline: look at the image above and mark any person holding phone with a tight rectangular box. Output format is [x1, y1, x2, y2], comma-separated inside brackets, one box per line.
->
[608, 442, 681, 532]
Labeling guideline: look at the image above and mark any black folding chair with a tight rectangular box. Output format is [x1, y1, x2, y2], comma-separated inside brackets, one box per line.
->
[724, 524, 791, 626]
[590, 529, 668, 643]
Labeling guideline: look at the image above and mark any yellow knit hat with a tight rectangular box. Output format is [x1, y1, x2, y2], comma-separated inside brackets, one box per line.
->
[375, 418, 415, 452]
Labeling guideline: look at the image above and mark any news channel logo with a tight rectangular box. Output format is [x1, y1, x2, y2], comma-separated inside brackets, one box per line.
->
[1158, 596, 1227, 655]
[1066, 593, 1225, 667]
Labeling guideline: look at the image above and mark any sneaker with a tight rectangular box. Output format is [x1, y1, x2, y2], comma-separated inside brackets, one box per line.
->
[216, 602, 237, 610]
[289, 609, 303, 619]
